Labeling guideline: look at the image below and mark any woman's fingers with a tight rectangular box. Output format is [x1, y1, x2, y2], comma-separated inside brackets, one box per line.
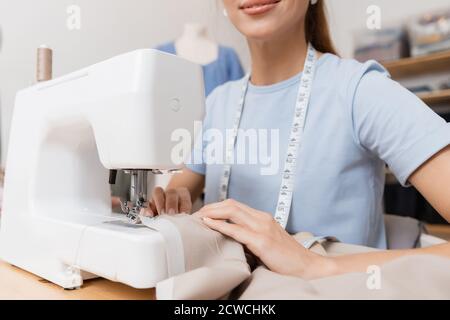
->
[203, 217, 270, 257]
[111, 196, 121, 209]
[140, 199, 157, 217]
[202, 199, 259, 217]
[198, 206, 252, 227]
[202, 217, 252, 244]
[150, 200, 157, 214]
[165, 189, 179, 214]
[177, 187, 192, 213]
[149, 187, 192, 215]
[198, 199, 259, 228]
[202, 217, 267, 256]
[152, 187, 166, 214]
[140, 206, 153, 217]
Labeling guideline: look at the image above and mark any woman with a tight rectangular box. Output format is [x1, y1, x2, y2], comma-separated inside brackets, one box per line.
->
[144, 0, 450, 279]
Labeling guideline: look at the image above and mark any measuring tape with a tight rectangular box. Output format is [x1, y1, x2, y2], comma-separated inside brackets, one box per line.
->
[218, 43, 317, 229]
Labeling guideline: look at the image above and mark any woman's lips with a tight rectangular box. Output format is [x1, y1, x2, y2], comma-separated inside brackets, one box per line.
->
[239, 0, 281, 16]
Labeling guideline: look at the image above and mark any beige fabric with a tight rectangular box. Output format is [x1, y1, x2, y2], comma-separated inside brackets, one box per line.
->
[151, 214, 450, 300]
[238, 255, 450, 300]
[155, 214, 250, 300]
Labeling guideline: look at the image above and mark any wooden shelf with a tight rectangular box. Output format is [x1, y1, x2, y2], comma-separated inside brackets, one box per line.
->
[382, 50, 450, 78]
[417, 89, 450, 105]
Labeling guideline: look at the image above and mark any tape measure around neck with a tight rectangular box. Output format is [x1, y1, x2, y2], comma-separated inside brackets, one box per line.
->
[219, 43, 317, 229]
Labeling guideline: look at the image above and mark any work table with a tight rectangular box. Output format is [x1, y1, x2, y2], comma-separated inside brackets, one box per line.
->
[0, 260, 155, 300]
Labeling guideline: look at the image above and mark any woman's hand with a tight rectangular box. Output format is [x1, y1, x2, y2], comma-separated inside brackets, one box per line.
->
[195, 199, 335, 279]
[111, 196, 122, 211]
[139, 167, 205, 217]
[141, 186, 193, 217]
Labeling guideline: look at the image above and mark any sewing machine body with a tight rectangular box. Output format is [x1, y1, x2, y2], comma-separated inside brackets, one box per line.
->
[0, 49, 204, 289]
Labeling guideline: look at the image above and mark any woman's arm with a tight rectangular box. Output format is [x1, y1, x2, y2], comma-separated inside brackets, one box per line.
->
[194, 140, 450, 279]
[328, 242, 450, 277]
[166, 167, 206, 204]
[409, 145, 450, 220]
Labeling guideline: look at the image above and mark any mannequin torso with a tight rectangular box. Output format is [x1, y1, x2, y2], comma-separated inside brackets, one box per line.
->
[175, 23, 219, 65]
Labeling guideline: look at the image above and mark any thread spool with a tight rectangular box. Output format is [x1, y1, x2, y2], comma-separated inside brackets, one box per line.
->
[36, 45, 52, 82]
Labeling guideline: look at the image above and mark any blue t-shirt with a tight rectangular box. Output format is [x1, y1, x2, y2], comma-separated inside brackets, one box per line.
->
[186, 53, 450, 248]
[156, 42, 244, 96]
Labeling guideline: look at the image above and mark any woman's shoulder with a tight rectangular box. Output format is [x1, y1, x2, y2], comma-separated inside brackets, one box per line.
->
[316, 53, 394, 103]
[318, 53, 390, 87]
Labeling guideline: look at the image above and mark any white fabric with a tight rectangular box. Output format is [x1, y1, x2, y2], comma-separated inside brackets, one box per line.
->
[140, 216, 185, 278]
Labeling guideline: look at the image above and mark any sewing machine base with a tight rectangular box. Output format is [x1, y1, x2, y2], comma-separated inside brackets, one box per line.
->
[0, 213, 168, 289]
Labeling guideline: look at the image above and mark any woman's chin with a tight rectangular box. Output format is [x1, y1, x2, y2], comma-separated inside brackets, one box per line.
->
[240, 25, 281, 41]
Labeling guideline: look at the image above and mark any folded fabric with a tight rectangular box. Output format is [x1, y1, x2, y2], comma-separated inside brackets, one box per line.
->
[141, 214, 251, 300]
[140, 214, 450, 300]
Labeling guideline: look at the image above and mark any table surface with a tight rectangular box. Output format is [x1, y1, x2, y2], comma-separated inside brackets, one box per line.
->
[0, 260, 155, 300]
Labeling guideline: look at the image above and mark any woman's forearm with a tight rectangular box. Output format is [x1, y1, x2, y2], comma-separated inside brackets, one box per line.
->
[321, 242, 450, 278]
[166, 166, 205, 203]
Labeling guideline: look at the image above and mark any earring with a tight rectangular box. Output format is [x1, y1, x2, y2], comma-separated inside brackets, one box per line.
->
[311, 0, 318, 4]
[223, 9, 228, 17]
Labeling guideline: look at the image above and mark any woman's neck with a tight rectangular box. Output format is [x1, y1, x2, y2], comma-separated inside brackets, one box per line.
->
[248, 26, 308, 86]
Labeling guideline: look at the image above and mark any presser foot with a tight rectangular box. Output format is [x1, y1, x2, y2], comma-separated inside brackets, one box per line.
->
[125, 211, 142, 225]
[120, 198, 145, 225]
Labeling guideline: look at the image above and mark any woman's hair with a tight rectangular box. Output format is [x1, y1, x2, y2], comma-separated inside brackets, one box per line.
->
[305, 0, 337, 55]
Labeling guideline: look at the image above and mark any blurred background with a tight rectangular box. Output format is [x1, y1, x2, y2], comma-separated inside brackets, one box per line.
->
[0, 0, 449, 236]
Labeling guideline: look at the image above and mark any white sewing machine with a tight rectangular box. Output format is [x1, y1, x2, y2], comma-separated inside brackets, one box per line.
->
[0, 49, 205, 289]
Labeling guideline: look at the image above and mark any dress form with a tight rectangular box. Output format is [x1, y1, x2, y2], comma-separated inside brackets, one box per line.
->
[174, 23, 219, 65]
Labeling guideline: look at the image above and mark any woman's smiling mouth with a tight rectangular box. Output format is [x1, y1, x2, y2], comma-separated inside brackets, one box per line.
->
[239, 0, 282, 16]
